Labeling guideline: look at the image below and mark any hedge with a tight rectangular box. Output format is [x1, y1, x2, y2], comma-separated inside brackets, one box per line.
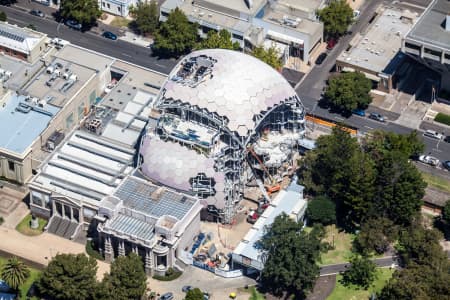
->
[152, 267, 182, 281]
[85, 240, 104, 260]
[434, 113, 450, 126]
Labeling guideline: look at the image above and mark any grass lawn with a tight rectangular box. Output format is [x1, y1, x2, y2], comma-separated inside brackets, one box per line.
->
[326, 268, 394, 300]
[237, 286, 265, 300]
[421, 172, 450, 193]
[319, 225, 355, 266]
[0, 256, 41, 300]
[110, 17, 131, 28]
[16, 214, 47, 236]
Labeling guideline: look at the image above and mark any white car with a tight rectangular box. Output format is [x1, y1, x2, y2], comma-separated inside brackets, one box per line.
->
[418, 155, 439, 166]
[423, 130, 443, 140]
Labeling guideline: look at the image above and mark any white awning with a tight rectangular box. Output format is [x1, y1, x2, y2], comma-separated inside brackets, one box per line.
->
[267, 30, 304, 45]
[342, 66, 356, 72]
[363, 72, 381, 82]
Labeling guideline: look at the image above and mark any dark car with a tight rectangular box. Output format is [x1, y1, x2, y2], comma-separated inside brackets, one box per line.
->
[315, 52, 327, 65]
[158, 292, 174, 300]
[368, 112, 385, 122]
[444, 136, 450, 143]
[326, 38, 337, 50]
[182, 285, 193, 293]
[65, 20, 82, 30]
[30, 10, 45, 17]
[102, 31, 117, 40]
[443, 161, 450, 171]
[352, 108, 366, 117]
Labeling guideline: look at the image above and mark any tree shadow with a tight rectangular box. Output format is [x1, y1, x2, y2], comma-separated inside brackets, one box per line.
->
[433, 217, 450, 240]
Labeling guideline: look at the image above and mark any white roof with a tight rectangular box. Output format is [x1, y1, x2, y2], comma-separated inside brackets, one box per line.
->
[0, 22, 46, 54]
[162, 49, 298, 134]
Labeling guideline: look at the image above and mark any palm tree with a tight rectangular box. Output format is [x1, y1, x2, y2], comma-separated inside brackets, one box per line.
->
[1, 257, 30, 291]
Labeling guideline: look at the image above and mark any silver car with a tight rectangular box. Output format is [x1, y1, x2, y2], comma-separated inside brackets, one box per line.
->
[418, 155, 439, 166]
[423, 130, 443, 140]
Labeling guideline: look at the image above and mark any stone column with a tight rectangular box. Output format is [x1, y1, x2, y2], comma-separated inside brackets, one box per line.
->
[104, 235, 114, 262]
[118, 240, 125, 257]
[145, 249, 153, 276]
[70, 207, 74, 221]
[61, 204, 65, 218]
[133, 245, 138, 254]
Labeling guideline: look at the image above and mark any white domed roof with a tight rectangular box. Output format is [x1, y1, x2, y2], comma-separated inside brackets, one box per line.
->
[161, 49, 298, 135]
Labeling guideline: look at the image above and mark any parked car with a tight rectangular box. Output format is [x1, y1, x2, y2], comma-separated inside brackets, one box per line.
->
[368, 112, 385, 122]
[326, 38, 337, 50]
[315, 52, 327, 65]
[102, 31, 117, 40]
[203, 292, 211, 300]
[423, 130, 443, 140]
[158, 292, 174, 300]
[182, 286, 193, 293]
[418, 155, 440, 166]
[444, 136, 450, 143]
[443, 160, 450, 171]
[30, 10, 45, 17]
[65, 20, 82, 30]
[352, 108, 366, 117]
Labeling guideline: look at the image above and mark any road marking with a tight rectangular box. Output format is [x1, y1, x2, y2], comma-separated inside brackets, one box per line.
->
[155, 63, 165, 68]
[364, 125, 374, 130]
[122, 53, 132, 58]
[334, 117, 344, 121]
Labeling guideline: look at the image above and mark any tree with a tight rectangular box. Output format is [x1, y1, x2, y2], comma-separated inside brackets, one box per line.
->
[442, 200, 450, 224]
[1, 257, 29, 291]
[102, 253, 147, 300]
[324, 72, 372, 112]
[342, 256, 377, 289]
[0, 11, 7, 22]
[251, 46, 282, 69]
[197, 29, 240, 50]
[306, 195, 336, 225]
[317, 0, 354, 38]
[185, 288, 204, 300]
[354, 217, 398, 255]
[260, 214, 325, 298]
[60, 0, 101, 27]
[129, 1, 159, 35]
[38, 253, 98, 300]
[152, 8, 198, 57]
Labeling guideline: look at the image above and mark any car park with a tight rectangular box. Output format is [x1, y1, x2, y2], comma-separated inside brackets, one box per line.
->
[102, 31, 117, 40]
[423, 130, 443, 140]
[65, 20, 82, 30]
[158, 292, 174, 300]
[368, 112, 385, 122]
[30, 10, 45, 17]
[315, 52, 327, 65]
[418, 155, 440, 167]
[443, 161, 450, 171]
[351, 108, 365, 117]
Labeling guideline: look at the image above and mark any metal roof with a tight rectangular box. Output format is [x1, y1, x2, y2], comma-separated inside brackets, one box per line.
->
[107, 214, 155, 241]
[0, 22, 46, 54]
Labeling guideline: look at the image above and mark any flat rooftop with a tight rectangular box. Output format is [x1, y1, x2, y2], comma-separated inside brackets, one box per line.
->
[337, 8, 417, 74]
[262, 7, 323, 37]
[191, 0, 265, 16]
[55, 44, 115, 73]
[278, 0, 325, 14]
[0, 93, 59, 155]
[406, 0, 450, 51]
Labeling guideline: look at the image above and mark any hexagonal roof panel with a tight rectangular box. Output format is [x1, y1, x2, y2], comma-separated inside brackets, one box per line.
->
[160, 49, 298, 134]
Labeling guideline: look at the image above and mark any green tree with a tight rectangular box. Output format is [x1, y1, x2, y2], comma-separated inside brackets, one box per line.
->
[1, 257, 29, 291]
[185, 288, 204, 300]
[324, 72, 372, 112]
[102, 253, 147, 300]
[306, 195, 336, 225]
[342, 256, 377, 289]
[260, 214, 324, 298]
[0, 11, 7, 22]
[317, 0, 354, 38]
[153, 8, 198, 57]
[129, 1, 159, 35]
[442, 200, 450, 223]
[198, 29, 240, 50]
[251, 46, 282, 69]
[37, 253, 98, 300]
[60, 0, 101, 27]
[354, 217, 398, 255]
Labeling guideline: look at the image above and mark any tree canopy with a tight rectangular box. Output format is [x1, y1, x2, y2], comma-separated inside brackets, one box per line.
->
[102, 253, 147, 300]
[38, 253, 98, 300]
[260, 214, 325, 298]
[129, 1, 159, 35]
[324, 72, 372, 112]
[197, 29, 240, 50]
[363, 130, 424, 160]
[185, 288, 204, 300]
[60, 0, 101, 27]
[342, 255, 377, 289]
[443, 200, 450, 224]
[306, 195, 336, 226]
[0, 11, 7, 22]
[152, 8, 198, 57]
[317, 0, 354, 38]
[353, 217, 398, 255]
[1, 257, 29, 291]
[251, 46, 282, 69]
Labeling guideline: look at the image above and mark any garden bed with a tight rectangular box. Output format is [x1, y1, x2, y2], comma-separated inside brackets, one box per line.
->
[16, 215, 47, 236]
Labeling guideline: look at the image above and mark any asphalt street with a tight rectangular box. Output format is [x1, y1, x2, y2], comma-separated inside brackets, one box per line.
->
[0, 4, 177, 74]
[319, 256, 397, 276]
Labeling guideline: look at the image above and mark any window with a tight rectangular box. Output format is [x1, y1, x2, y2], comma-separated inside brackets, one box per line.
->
[405, 42, 420, 51]
[232, 33, 243, 40]
[31, 191, 43, 206]
[107, 3, 110, 8]
[161, 11, 169, 17]
[445, 53, 450, 60]
[102, 1, 105, 6]
[78, 103, 85, 119]
[8, 161, 14, 171]
[424, 48, 441, 57]
[118, 6, 121, 12]
[89, 91, 96, 105]
[66, 112, 74, 129]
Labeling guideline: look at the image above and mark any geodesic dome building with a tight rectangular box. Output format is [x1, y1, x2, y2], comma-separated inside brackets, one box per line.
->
[139, 49, 305, 223]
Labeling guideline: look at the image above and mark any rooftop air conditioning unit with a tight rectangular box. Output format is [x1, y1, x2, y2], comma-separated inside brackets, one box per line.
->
[46, 66, 54, 74]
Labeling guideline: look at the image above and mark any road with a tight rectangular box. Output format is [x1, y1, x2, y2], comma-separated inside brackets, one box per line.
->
[0, 4, 177, 74]
[319, 256, 397, 276]
[295, 0, 450, 163]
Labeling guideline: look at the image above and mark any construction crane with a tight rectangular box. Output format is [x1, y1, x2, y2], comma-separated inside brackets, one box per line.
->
[247, 145, 281, 196]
